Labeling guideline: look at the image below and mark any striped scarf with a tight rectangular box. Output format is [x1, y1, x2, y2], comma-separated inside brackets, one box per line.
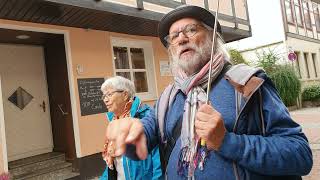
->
[174, 52, 225, 177]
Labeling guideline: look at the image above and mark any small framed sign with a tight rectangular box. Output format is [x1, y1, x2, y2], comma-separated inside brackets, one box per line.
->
[160, 60, 172, 76]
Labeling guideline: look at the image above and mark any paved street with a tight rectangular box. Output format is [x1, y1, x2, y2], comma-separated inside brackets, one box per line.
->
[290, 107, 320, 180]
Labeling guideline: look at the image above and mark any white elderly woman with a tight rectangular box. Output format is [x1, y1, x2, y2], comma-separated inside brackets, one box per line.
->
[100, 76, 162, 180]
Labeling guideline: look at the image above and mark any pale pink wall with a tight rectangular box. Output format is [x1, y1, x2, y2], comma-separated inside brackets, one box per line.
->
[0, 19, 172, 166]
[67, 28, 113, 156]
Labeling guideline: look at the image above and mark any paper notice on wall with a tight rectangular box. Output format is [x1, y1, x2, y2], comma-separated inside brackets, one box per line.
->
[160, 61, 172, 76]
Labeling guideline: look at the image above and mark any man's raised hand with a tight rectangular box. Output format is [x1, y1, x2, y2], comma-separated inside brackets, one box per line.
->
[106, 118, 148, 160]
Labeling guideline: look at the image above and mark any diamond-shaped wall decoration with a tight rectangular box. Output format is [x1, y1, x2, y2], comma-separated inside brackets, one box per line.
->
[8, 87, 33, 110]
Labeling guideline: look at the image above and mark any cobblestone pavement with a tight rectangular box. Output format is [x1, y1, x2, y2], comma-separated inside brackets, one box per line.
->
[290, 107, 320, 180]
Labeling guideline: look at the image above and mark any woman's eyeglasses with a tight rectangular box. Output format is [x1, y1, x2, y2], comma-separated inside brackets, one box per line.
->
[101, 90, 124, 100]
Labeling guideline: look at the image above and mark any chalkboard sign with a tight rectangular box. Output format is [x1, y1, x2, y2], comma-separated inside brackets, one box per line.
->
[77, 78, 106, 116]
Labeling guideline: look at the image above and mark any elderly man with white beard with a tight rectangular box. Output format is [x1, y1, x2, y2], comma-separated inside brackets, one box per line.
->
[105, 5, 312, 180]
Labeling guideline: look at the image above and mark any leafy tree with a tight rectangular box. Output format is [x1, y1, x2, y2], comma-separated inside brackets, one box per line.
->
[228, 49, 249, 65]
[255, 49, 278, 74]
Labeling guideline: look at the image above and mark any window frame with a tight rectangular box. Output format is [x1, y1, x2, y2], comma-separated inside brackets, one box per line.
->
[285, 0, 295, 24]
[302, 0, 312, 30]
[313, 2, 320, 32]
[303, 52, 310, 78]
[110, 37, 158, 101]
[294, 51, 302, 78]
[294, 0, 304, 27]
[311, 53, 319, 78]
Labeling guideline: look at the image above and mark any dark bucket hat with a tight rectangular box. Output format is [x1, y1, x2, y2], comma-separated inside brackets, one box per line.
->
[158, 5, 222, 47]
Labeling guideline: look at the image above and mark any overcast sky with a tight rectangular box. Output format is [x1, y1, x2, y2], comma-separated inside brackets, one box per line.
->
[226, 0, 285, 51]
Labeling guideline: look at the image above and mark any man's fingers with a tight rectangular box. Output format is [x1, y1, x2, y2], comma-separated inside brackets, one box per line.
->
[124, 119, 148, 160]
[136, 134, 148, 160]
[114, 131, 129, 156]
[105, 118, 147, 159]
[198, 104, 216, 114]
[106, 118, 132, 157]
[125, 119, 144, 143]
[195, 129, 208, 140]
[196, 111, 212, 122]
[195, 118, 208, 130]
[106, 120, 119, 140]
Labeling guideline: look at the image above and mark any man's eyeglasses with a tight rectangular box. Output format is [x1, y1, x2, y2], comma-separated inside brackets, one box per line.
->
[101, 90, 124, 100]
[164, 24, 204, 45]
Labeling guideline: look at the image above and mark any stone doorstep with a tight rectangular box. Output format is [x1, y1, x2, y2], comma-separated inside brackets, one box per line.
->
[13, 161, 73, 180]
[25, 166, 80, 180]
[9, 152, 65, 169]
[10, 156, 66, 177]
[8, 152, 79, 180]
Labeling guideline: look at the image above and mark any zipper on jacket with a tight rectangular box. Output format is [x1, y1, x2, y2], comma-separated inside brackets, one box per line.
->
[232, 162, 240, 180]
[233, 90, 241, 180]
[232, 80, 264, 132]
[231, 79, 264, 180]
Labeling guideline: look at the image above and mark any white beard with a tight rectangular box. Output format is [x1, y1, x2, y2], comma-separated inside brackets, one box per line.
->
[170, 36, 212, 75]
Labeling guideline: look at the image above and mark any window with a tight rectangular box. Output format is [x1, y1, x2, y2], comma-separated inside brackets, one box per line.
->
[8, 87, 33, 110]
[294, 0, 304, 26]
[295, 51, 302, 78]
[303, 52, 310, 78]
[312, 53, 318, 78]
[302, 0, 312, 29]
[285, 0, 295, 23]
[313, 3, 320, 31]
[111, 37, 157, 100]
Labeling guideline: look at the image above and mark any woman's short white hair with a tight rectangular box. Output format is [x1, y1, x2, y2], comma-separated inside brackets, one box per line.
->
[101, 76, 135, 98]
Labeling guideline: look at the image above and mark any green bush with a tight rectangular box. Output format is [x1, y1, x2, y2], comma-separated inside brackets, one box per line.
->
[229, 49, 249, 65]
[255, 50, 278, 74]
[255, 50, 301, 106]
[302, 85, 320, 101]
[269, 65, 301, 106]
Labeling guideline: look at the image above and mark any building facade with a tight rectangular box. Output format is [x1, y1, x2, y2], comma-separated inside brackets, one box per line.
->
[0, 0, 251, 178]
[228, 0, 320, 90]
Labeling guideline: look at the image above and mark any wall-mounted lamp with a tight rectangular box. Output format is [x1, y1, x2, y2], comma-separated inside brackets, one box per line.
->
[76, 64, 84, 75]
[16, 35, 30, 40]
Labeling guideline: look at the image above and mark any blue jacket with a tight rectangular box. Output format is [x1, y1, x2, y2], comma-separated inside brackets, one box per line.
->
[141, 73, 312, 180]
[100, 96, 163, 180]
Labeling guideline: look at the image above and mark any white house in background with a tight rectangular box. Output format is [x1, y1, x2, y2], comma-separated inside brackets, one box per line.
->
[227, 0, 320, 87]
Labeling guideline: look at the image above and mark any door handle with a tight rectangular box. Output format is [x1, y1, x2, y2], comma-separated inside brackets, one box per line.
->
[40, 101, 46, 112]
[58, 104, 68, 115]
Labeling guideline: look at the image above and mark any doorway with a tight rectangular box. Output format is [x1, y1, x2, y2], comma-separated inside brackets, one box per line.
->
[0, 44, 53, 161]
[0, 28, 76, 165]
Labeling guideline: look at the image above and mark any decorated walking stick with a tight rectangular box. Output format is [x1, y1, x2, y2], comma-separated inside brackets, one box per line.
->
[206, 0, 221, 103]
[199, 0, 222, 170]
